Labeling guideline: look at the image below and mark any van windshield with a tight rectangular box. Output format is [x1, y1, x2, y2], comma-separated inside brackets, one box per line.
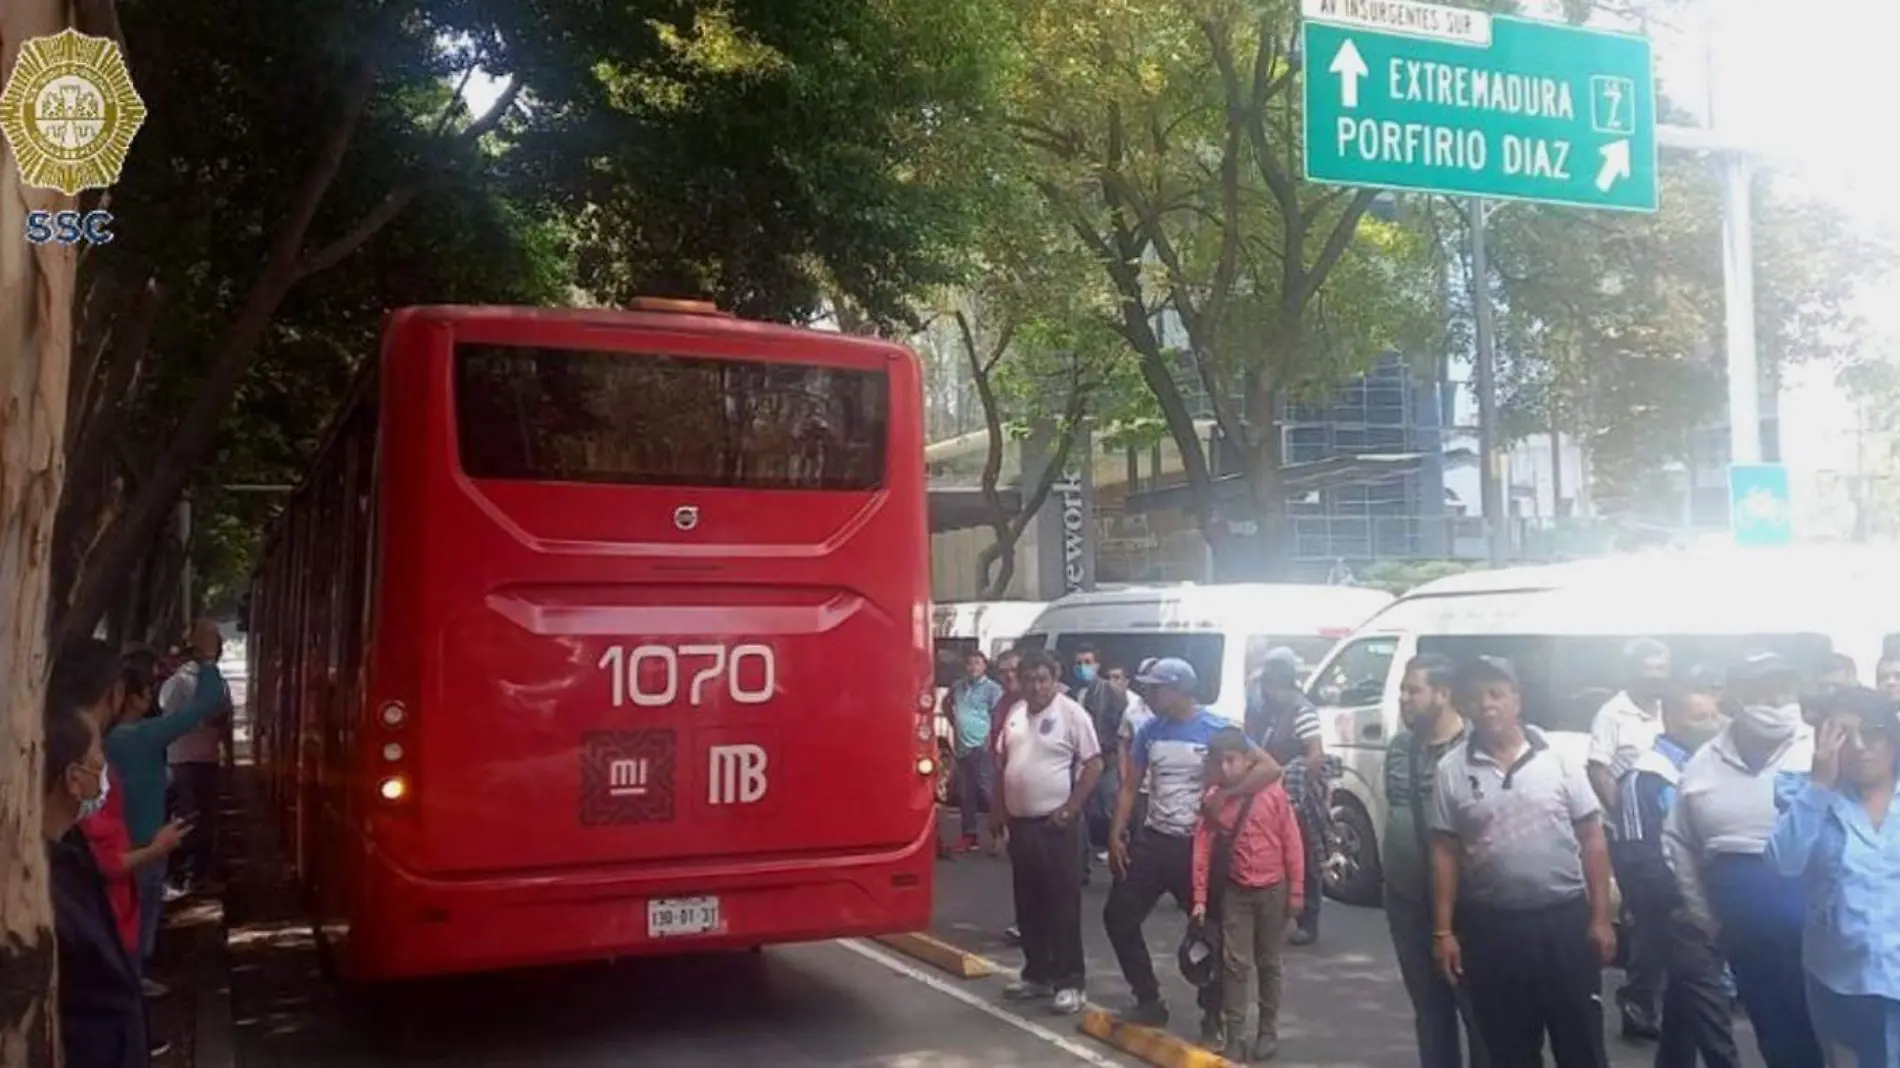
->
[1043, 633, 1223, 704]
[1415, 632, 1835, 734]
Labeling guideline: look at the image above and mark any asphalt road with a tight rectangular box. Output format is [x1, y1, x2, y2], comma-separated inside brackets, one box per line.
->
[930, 829, 1768, 1068]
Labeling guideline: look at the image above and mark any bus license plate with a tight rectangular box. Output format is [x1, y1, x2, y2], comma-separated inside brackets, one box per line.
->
[647, 896, 720, 938]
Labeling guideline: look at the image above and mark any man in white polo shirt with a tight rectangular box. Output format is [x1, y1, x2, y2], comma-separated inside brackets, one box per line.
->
[1585, 637, 1670, 1040]
[991, 649, 1103, 1016]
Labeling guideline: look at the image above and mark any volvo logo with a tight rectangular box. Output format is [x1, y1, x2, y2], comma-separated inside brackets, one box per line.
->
[672, 505, 700, 531]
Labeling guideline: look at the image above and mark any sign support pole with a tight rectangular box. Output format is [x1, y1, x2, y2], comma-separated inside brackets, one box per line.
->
[1720, 153, 1760, 465]
[1468, 196, 1507, 566]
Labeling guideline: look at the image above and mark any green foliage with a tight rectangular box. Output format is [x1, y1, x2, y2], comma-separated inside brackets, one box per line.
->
[77, 0, 1019, 620]
[1357, 557, 1479, 596]
[1470, 153, 1892, 515]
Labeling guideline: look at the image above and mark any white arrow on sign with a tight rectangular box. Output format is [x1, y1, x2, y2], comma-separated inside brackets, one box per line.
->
[1595, 140, 1631, 192]
[1330, 39, 1369, 109]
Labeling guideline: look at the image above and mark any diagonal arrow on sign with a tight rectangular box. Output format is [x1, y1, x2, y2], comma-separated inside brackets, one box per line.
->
[1595, 139, 1631, 192]
[1329, 39, 1369, 109]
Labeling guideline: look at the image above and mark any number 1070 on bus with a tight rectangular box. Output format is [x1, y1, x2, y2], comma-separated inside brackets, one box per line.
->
[597, 642, 777, 708]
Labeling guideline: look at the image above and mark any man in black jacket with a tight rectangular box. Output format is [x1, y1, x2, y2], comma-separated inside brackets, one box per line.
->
[45, 703, 149, 1068]
[1609, 681, 1741, 1068]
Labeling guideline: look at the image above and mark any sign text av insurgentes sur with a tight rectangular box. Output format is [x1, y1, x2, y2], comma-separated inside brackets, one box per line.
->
[1300, 0, 1658, 212]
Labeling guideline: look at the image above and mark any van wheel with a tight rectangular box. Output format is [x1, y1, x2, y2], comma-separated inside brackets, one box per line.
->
[935, 739, 958, 807]
[1324, 795, 1383, 907]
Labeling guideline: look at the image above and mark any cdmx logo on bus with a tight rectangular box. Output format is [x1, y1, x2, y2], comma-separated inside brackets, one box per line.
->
[0, 28, 147, 246]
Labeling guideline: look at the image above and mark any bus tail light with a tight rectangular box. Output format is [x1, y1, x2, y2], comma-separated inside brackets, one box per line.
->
[914, 688, 938, 782]
[373, 698, 415, 806]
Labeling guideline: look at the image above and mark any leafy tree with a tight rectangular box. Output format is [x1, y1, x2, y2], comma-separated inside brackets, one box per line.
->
[1472, 158, 1892, 518]
[53, 0, 1016, 644]
[1007, 0, 1440, 577]
[0, 2, 87, 1056]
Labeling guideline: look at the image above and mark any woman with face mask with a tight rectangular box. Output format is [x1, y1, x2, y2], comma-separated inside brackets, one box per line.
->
[1768, 687, 1900, 1066]
[1663, 653, 1824, 1068]
[45, 703, 150, 1068]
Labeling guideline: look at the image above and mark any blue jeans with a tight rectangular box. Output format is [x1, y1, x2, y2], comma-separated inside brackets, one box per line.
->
[956, 749, 993, 837]
[136, 862, 165, 963]
[1807, 975, 1900, 1067]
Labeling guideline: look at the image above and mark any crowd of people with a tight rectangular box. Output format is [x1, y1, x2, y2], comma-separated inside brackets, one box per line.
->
[942, 642, 1333, 1061]
[941, 638, 1900, 1066]
[42, 619, 233, 1068]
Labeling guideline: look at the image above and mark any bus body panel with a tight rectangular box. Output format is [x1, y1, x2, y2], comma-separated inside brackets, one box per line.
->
[251, 305, 935, 982]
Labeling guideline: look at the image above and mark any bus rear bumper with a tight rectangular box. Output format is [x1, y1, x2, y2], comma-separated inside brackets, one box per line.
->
[342, 829, 935, 982]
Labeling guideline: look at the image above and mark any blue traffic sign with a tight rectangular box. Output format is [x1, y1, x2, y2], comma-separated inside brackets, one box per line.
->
[1728, 463, 1792, 547]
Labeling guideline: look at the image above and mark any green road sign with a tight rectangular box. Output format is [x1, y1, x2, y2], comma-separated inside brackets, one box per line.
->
[1300, 0, 1657, 212]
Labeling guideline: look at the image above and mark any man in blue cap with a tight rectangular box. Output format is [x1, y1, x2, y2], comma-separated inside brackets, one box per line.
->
[1105, 657, 1284, 1050]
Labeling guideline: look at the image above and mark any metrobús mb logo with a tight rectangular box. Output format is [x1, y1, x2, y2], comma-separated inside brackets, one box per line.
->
[0, 28, 146, 245]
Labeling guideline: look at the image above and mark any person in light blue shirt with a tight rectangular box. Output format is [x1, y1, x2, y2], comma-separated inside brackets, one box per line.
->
[1767, 686, 1900, 1066]
[948, 649, 1005, 853]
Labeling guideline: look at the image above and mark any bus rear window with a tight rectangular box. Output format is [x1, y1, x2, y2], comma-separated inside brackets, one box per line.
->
[454, 344, 889, 490]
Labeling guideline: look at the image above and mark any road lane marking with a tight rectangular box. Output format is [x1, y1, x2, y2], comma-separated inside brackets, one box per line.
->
[838, 939, 1127, 1067]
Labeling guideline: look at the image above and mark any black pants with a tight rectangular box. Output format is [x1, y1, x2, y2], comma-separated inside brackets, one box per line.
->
[1293, 804, 1325, 935]
[1458, 897, 1608, 1068]
[1103, 830, 1220, 1014]
[1008, 816, 1086, 990]
[1650, 909, 1742, 1068]
[1618, 898, 1668, 1018]
[169, 762, 220, 883]
[1386, 893, 1489, 1068]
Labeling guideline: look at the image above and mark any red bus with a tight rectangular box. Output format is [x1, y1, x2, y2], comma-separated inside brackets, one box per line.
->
[246, 300, 938, 982]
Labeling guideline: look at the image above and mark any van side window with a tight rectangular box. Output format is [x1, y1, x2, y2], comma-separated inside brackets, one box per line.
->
[1310, 637, 1400, 707]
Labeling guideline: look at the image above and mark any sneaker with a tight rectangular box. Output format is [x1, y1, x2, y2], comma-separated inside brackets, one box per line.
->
[1619, 1000, 1661, 1041]
[149, 1038, 173, 1058]
[955, 834, 980, 854]
[1252, 1034, 1280, 1062]
[1003, 925, 1021, 944]
[1122, 999, 1169, 1028]
[162, 882, 189, 903]
[1003, 980, 1054, 1001]
[141, 977, 170, 998]
[1052, 989, 1085, 1015]
[1199, 1010, 1224, 1047]
[1287, 926, 1316, 947]
[1094, 849, 1109, 863]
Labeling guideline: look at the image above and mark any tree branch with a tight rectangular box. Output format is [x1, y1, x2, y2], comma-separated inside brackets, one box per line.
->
[293, 76, 523, 280]
[1298, 188, 1379, 307]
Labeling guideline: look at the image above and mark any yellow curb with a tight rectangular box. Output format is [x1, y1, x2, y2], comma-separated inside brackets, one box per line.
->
[1079, 1009, 1240, 1068]
[872, 932, 999, 979]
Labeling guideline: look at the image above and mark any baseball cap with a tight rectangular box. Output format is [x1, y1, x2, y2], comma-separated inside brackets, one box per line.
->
[1260, 646, 1303, 680]
[1727, 651, 1797, 688]
[1451, 655, 1519, 695]
[1136, 657, 1199, 691]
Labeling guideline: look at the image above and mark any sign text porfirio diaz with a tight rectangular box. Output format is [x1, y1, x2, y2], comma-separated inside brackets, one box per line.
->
[1300, 0, 1658, 212]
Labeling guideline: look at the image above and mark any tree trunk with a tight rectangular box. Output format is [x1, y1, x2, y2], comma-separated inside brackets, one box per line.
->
[1, 3, 78, 1063]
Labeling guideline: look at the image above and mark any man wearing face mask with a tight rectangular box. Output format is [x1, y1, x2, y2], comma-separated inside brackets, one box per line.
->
[1609, 681, 1741, 1068]
[1072, 645, 1127, 881]
[45, 703, 149, 1068]
[1663, 653, 1823, 1068]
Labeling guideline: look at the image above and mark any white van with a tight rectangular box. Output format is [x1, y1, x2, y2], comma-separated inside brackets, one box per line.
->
[1016, 582, 1395, 724]
[932, 600, 1047, 802]
[1307, 545, 1900, 906]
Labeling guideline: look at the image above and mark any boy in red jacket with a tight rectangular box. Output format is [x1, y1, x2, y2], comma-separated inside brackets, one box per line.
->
[1191, 727, 1305, 1062]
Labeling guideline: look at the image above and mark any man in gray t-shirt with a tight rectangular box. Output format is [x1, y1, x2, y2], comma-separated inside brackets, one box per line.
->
[1427, 656, 1616, 1068]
